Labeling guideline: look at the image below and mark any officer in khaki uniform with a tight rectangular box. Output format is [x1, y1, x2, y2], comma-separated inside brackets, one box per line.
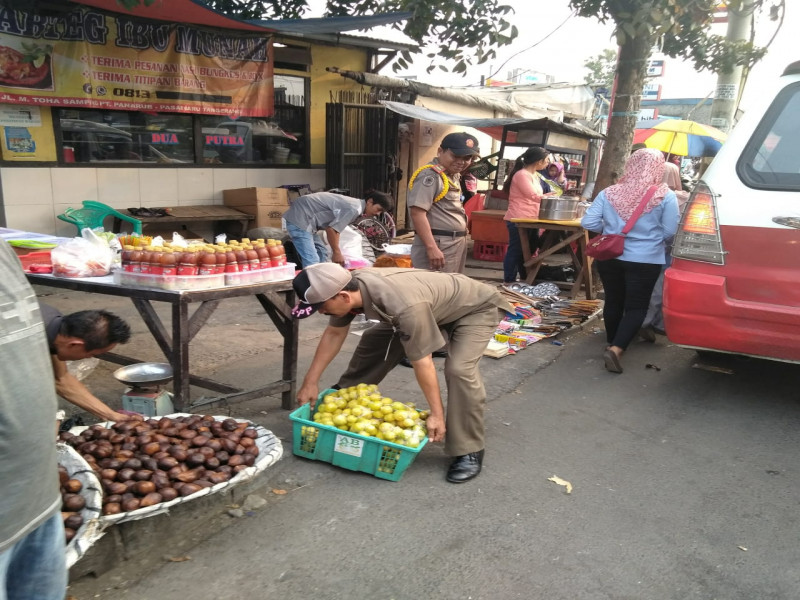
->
[292, 264, 513, 483]
[407, 132, 480, 273]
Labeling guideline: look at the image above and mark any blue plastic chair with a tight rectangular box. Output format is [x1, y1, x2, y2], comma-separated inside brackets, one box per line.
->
[57, 200, 142, 234]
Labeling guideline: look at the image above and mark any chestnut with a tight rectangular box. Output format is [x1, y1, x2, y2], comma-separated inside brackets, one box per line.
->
[63, 494, 85, 511]
[122, 498, 140, 512]
[122, 458, 142, 470]
[116, 468, 136, 482]
[139, 492, 162, 508]
[133, 469, 153, 481]
[215, 451, 230, 464]
[186, 453, 205, 468]
[106, 481, 127, 496]
[100, 469, 118, 481]
[204, 456, 220, 470]
[242, 428, 258, 439]
[207, 471, 230, 485]
[178, 483, 203, 496]
[242, 454, 255, 467]
[227, 455, 245, 467]
[134, 481, 156, 496]
[157, 456, 178, 471]
[160, 487, 179, 501]
[64, 514, 83, 530]
[222, 418, 238, 432]
[244, 445, 259, 457]
[205, 439, 222, 452]
[64, 528, 76, 543]
[141, 442, 160, 456]
[105, 494, 123, 504]
[190, 435, 208, 448]
[63, 479, 83, 493]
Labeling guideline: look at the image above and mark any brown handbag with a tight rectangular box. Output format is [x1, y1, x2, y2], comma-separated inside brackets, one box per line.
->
[586, 186, 658, 260]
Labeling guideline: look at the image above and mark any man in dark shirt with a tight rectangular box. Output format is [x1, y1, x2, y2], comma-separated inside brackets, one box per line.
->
[40, 303, 136, 422]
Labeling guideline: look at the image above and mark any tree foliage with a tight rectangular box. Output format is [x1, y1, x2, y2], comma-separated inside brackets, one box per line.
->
[583, 48, 617, 90]
[119, 0, 519, 75]
[568, 0, 768, 197]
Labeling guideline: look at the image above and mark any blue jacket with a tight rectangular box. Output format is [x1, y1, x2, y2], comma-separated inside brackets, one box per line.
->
[581, 189, 680, 264]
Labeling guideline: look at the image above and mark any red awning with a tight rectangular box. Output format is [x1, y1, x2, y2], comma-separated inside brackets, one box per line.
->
[69, 0, 272, 32]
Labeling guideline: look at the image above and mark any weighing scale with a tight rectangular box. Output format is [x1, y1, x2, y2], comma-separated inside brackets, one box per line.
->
[114, 362, 175, 417]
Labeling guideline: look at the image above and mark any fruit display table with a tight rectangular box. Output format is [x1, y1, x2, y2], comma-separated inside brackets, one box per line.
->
[27, 272, 298, 410]
[508, 217, 594, 300]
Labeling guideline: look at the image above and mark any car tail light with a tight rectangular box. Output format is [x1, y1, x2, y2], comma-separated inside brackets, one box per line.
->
[671, 182, 726, 264]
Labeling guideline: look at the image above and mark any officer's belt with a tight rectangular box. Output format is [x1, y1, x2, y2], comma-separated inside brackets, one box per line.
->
[430, 229, 467, 238]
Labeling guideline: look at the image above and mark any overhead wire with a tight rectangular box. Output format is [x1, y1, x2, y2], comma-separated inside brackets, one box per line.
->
[464, 8, 577, 87]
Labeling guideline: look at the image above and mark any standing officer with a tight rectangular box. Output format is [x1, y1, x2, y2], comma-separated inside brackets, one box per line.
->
[292, 263, 513, 483]
[407, 132, 480, 273]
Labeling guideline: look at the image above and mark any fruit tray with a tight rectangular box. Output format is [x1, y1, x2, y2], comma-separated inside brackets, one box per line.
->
[289, 392, 429, 482]
[57, 443, 103, 569]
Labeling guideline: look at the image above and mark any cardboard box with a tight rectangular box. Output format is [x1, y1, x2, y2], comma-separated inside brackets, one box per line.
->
[223, 187, 289, 207]
[223, 188, 289, 229]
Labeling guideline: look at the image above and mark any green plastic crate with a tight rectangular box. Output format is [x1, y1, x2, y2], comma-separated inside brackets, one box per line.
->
[289, 391, 429, 482]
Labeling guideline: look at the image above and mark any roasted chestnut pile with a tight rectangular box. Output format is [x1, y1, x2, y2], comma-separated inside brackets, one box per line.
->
[58, 465, 86, 543]
[58, 415, 260, 516]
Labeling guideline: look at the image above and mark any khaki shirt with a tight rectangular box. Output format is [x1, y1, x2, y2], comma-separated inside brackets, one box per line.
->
[329, 268, 513, 360]
[406, 159, 467, 233]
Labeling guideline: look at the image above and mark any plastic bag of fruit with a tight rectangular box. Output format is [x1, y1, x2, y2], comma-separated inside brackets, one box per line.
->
[51, 229, 115, 277]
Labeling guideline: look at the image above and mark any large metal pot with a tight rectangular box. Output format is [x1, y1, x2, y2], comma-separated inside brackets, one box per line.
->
[539, 196, 582, 221]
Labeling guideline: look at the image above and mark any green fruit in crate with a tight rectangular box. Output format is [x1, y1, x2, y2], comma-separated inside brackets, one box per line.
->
[313, 384, 428, 441]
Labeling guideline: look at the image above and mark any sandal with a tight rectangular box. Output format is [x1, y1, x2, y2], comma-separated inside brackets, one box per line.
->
[603, 349, 623, 373]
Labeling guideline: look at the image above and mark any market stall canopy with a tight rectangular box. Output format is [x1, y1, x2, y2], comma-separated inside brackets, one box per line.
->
[69, 0, 273, 32]
[250, 12, 413, 34]
[381, 101, 605, 143]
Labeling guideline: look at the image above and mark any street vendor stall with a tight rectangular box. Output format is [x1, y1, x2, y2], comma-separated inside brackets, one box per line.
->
[27, 273, 298, 410]
[509, 217, 594, 300]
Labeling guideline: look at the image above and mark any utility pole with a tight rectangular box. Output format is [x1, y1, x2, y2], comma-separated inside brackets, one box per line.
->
[709, 0, 755, 133]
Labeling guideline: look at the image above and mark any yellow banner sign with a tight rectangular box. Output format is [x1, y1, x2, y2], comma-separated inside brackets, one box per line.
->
[0, 4, 273, 116]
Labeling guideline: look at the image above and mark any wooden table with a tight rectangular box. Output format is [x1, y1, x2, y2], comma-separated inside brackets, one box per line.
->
[117, 205, 254, 239]
[510, 217, 594, 300]
[27, 273, 297, 411]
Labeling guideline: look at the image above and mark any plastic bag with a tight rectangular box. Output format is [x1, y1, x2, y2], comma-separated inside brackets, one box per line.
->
[51, 229, 115, 277]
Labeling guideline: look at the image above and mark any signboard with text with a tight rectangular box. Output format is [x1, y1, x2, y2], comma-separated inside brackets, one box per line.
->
[0, 4, 273, 116]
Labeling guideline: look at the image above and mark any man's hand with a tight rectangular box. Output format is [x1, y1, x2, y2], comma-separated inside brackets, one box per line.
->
[330, 249, 346, 267]
[424, 414, 445, 442]
[297, 381, 320, 409]
[426, 245, 446, 270]
[107, 410, 143, 423]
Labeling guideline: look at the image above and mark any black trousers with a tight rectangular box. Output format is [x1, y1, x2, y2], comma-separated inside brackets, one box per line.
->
[596, 259, 662, 350]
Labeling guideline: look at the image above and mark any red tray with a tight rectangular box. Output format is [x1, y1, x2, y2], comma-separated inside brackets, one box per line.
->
[17, 250, 53, 273]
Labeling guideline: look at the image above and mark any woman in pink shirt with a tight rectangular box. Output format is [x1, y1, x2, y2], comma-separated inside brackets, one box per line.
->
[503, 146, 553, 284]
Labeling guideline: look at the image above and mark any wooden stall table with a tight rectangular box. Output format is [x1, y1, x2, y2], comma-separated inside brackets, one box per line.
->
[509, 217, 594, 300]
[117, 205, 255, 239]
[27, 273, 297, 411]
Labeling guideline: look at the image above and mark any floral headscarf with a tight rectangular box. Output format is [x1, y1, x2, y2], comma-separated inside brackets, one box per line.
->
[605, 148, 670, 220]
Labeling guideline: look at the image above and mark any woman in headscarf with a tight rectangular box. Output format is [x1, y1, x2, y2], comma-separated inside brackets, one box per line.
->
[581, 148, 680, 373]
[544, 159, 568, 192]
[502, 146, 553, 284]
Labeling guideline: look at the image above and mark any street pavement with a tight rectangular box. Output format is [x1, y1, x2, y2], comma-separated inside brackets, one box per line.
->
[62, 293, 800, 600]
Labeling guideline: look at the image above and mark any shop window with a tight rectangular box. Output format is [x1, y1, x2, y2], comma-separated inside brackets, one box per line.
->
[58, 110, 194, 164]
[200, 75, 307, 165]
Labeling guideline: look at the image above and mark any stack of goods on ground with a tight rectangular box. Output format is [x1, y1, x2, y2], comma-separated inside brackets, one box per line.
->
[116, 236, 293, 290]
[290, 384, 429, 481]
[56, 413, 282, 552]
[484, 285, 602, 358]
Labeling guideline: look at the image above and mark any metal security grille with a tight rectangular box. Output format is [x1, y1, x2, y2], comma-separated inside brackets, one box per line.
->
[326, 98, 399, 200]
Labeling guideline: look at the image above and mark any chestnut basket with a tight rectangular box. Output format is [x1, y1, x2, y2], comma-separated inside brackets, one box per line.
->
[289, 390, 429, 482]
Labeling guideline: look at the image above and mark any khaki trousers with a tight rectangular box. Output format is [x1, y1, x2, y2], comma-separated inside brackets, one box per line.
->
[410, 235, 467, 273]
[337, 306, 503, 456]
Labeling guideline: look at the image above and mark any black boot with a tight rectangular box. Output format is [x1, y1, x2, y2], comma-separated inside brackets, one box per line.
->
[446, 450, 484, 483]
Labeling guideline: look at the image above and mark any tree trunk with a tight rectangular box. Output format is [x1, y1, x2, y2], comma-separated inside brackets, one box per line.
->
[592, 35, 652, 198]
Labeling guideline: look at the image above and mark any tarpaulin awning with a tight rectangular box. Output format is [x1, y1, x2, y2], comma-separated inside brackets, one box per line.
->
[69, 0, 271, 32]
[251, 12, 413, 34]
[381, 101, 604, 142]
